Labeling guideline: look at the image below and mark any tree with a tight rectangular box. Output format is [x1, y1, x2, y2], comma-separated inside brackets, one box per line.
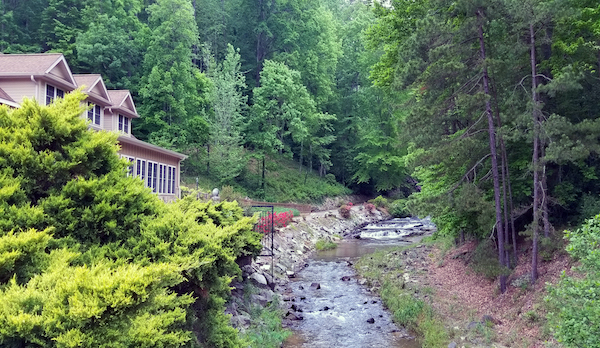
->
[136, 0, 209, 145]
[208, 44, 248, 184]
[248, 60, 316, 194]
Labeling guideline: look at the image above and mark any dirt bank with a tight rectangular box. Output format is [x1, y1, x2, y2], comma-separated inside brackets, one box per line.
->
[356, 239, 571, 347]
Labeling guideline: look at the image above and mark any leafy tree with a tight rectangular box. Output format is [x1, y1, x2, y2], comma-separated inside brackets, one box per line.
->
[248, 60, 318, 193]
[547, 214, 600, 347]
[136, 0, 209, 145]
[76, 12, 145, 89]
[207, 44, 248, 184]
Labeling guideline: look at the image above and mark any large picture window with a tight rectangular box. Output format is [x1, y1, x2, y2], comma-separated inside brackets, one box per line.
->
[46, 84, 64, 105]
[87, 102, 101, 125]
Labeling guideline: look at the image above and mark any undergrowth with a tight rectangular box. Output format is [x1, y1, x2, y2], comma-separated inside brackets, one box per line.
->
[315, 239, 337, 250]
[238, 284, 291, 348]
[356, 246, 448, 347]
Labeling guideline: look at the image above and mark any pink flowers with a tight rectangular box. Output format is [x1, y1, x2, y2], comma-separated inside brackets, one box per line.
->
[256, 211, 294, 234]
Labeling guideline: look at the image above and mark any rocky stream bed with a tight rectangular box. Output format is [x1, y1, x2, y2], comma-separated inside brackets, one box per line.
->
[226, 205, 436, 348]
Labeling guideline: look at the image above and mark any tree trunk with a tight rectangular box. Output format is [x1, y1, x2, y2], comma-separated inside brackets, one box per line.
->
[206, 143, 210, 176]
[262, 155, 266, 195]
[530, 23, 541, 283]
[491, 76, 518, 264]
[542, 145, 550, 237]
[478, 11, 507, 293]
[299, 141, 303, 174]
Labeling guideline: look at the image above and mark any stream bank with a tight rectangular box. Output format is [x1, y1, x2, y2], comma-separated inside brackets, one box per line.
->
[227, 204, 391, 336]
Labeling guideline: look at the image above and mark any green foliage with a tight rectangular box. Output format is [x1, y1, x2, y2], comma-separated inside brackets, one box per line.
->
[369, 195, 388, 209]
[239, 290, 291, 348]
[547, 214, 600, 347]
[389, 199, 410, 218]
[208, 44, 248, 185]
[0, 94, 264, 348]
[315, 239, 337, 251]
[356, 247, 448, 347]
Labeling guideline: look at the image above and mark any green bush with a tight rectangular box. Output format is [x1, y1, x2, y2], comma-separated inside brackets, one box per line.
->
[0, 95, 263, 348]
[369, 195, 389, 209]
[390, 199, 411, 218]
[315, 239, 337, 250]
[546, 215, 600, 347]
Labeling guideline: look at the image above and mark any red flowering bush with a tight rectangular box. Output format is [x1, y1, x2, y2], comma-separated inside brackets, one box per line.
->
[255, 211, 294, 234]
[364, 203, 376, 214]
[339, 205, 351, 219]
[347, 202, 354, 207]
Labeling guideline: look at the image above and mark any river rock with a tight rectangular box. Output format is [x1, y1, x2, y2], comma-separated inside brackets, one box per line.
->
[286, 270, 296, 278]
[366, 318, 375, 324]
[448, 342, 458, 348]
[341, 276, 352, 281]
[310, 282, 321, 289]
[250, 273, 268, 286]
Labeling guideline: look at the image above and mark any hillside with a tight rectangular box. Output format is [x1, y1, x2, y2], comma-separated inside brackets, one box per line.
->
[183, 153, 351, 204]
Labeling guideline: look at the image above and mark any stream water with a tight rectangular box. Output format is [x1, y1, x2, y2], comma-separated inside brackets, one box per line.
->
[282, 217, 435, 348]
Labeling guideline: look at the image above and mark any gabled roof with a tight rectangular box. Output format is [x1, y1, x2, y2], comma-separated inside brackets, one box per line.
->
[0, 53, 77, 89]
[0, 87, 19, 108]
[107, 90, 139, 118]
[74, 74, 111, 105]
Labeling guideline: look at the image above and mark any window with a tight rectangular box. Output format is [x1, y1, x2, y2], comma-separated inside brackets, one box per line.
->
[118, 114, 130, 134]
[136, 159, 147, 183]
[46, 84, 65, 105]
[158, 164, 165, 194]
[87, 102, 101, 126]
[147, 161, 154, 191]
[152, 163, 158, 193]
[169, 166, 176, 194]
[167, 167, 173, 194]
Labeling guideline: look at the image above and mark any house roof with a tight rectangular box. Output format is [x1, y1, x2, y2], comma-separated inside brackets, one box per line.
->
[0, 86, 20, 108]
[108, 90, 139, 118]
[0, 53, 77, 89]
[117, 135, 187, 160]
[74, 74, 111, 105]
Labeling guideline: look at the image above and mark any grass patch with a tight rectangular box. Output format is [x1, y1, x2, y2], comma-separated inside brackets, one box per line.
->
[356, 246, 448, 347]
[237, 283, 291, 348]
[252, 206, 301, 217]
[184, 153, 351, 204]
[315, 239, 337, 250]
[240, 300, 292, 348]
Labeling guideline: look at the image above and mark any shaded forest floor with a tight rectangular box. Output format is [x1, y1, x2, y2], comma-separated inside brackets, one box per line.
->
[412, 239, 574, 347]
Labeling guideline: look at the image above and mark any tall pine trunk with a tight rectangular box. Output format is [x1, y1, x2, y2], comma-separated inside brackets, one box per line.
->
[530, 23, 541, 283]
[478, 11, 507, 292]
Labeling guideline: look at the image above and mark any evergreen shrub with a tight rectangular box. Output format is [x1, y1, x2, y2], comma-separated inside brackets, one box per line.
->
[0, 94, 263, 348]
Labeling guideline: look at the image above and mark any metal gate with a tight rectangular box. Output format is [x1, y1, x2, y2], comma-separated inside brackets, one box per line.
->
[250, 206, 275, 282]
[251, 205, 274, 257]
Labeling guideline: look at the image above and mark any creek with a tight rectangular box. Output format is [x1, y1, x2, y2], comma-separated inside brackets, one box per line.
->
[281, 217, 435, 348]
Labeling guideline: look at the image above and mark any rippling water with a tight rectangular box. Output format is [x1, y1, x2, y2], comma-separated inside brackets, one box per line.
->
[282, 217, 434, 348]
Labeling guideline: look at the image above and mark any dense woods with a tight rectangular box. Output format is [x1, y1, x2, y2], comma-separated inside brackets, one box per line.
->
[2, 0, 600, 346]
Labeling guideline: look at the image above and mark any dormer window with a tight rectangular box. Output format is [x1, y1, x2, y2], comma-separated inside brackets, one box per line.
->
[118, 114, 129, 134]
[87, 102, 101, 126]
[46, 84, 64, 105]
